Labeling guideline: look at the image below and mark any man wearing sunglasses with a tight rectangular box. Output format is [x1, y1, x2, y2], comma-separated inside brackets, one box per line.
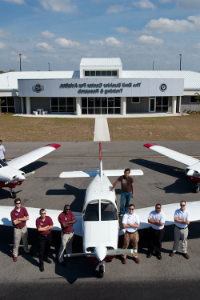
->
[10, 198, 32, 262]
[58, 204, 77, 266]
[36, 208, 54, 272]
[121, 204, 140, 264]
[169, 201, 190, 259]
[147, 204, 166, 260]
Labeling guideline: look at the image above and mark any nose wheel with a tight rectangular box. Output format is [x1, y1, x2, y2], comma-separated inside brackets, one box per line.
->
[97, 262, 105, 278]
[194, 185, 200, 193]
[10, 189, 17, 199]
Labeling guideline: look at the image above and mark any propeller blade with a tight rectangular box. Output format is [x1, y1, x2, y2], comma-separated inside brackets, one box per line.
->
[64, 252, 95, 257]
[24, 171, 35, 178]
[106, 249, 136, 256]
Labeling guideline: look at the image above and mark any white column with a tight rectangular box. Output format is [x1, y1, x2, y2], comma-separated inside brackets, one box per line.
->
[25, 97, 31, 114]
[172, 96, 177, 114]
[76, 97, 82, 115]
[121, 97, 126, 115]
[179, 96, 182, 113]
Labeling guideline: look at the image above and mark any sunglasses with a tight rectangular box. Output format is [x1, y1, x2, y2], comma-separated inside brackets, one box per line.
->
[16, 203, 21, 205]
[65, 208, 70, 211]
[180, 205, 185, 207]
[41, 213, 46, 215]
[129, 208, 134, 210]
[156, 207, 161, 209]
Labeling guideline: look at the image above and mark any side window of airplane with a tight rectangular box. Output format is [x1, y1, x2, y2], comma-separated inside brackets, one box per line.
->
[101, 200, 118, 221]
[84, 200, 99, 221]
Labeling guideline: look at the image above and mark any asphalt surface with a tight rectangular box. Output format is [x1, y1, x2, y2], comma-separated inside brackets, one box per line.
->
[1, 141, 200, 299]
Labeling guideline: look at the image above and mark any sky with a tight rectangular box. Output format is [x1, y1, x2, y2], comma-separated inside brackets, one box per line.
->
[0, 0, 200, 72]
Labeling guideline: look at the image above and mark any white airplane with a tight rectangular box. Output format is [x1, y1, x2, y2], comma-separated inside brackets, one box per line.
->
[0, 143, 61, 198]
[59, 142, 144, 277]
[144, 143, 200, 193]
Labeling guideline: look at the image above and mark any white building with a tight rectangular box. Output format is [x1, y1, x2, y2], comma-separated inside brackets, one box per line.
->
[0, 58, 200, 115]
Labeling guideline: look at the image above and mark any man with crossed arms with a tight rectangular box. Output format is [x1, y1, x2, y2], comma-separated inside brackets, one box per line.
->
[121, 204, 140, 264]
[169, 201, 190, 259]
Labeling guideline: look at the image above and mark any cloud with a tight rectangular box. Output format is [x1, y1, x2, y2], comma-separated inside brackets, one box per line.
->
[0, 42, 6, 49]
[106, 5, 131, 14]
[38, 0, 77, 13]
[36, 42, 54, 51]
[55, 38, 80, 47]
[11, 52, 31, 62]
[145, 15, 200, 33]
[1, 0, 25, 4]
[113, 27, 131, 34]
[89, 40, 104, 45]
[0, 28, 11, 37]
[41, 30, 55, 39]
[105, 37, 123, 47]
[138, 35, 164, 45]
[158, 0, 171, 2]
[133, 0, 156, 10]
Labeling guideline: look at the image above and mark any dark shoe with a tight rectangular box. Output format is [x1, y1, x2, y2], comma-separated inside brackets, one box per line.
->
[27, 251, 33, 256]
[39, 262, 44, 272]
[13, 257, 17, 262]
[169, 251, 176, 257]
[134, 257, 140, 264]
[44, 258, 52, 264]
[157, 255, 162, 260]
[183, 253, 190, 259]
[60, 261, 66, 267]
[122, 258, 126, 264]
[147, 253, 151, 258]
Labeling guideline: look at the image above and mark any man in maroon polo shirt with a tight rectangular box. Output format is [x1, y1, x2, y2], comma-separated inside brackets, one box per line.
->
[36, 208, 54, 272]
[58, 204, 77, 267]
[10, 198, 31, 262]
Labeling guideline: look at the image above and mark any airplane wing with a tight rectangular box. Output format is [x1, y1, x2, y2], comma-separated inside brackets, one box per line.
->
[144, 143, 199, 166]
[7, 144, 61, 170]
[119, 201, 200, 235]
[0, 206, 82, 236]
[59, 169, 143, 178]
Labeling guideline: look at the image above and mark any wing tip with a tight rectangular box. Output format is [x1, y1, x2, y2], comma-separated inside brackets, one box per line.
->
[45, 143, 61, 149]
[144, 143, 157, 148]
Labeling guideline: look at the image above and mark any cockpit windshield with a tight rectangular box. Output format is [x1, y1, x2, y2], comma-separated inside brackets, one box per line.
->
[101, 200, 118, 221]
[0, 159, 8, 168]
[84, 200, 99, 221]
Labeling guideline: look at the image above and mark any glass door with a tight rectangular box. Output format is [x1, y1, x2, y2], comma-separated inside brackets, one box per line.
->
[149, 98, 156, 112]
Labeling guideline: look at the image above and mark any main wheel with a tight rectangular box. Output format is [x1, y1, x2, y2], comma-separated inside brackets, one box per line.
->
[194, 186, 199, 193]
[11, 192, 17, 199]
[99, 265, 104, 278]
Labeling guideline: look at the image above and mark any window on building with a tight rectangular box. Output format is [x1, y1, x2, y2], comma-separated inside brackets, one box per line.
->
[84, 70, 118, 77]
[82, 97, 121, 114]
[51, 97, 75, 113]
[190, 96, 197, 103]
[1, 97, 15, 113]
[131, 97, 140, 103]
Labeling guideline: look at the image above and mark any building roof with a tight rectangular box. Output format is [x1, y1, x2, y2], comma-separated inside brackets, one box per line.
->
[0, 71, 80, 90]
[80, 58, 122, 67]
[122, 70, 200, 90]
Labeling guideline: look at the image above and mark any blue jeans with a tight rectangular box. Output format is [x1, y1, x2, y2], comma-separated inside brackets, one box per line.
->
[120, 192, 132, 215]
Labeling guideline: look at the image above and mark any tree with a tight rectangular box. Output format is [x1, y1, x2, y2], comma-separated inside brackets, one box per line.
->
[0, 98, 5, 115]
[195, 92, 200, 103]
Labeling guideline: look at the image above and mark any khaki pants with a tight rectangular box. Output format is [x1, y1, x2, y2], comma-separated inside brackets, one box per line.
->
[13, 226, 30, 257]
[172, 226, 188, 253]
[122, 231, 139, 259]
[58, 231, 74, 263]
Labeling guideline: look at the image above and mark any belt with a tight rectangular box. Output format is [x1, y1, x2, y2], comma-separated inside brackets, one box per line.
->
[126, 230, 137, 234]
[175, 225, 188, 230]
[63, 230, 74, 235]
[15, 227, 25, 230]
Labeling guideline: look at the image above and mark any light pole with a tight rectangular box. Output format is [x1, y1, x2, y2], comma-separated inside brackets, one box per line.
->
[180, 54, 182, 71]
[19, 54, 22, 71]
[48, 62, 50, 71]
[153, 61, 155, 70]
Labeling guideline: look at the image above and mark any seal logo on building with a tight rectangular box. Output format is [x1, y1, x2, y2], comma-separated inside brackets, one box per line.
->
[159, 83, 167, 92]
[32, 83, 44, 93]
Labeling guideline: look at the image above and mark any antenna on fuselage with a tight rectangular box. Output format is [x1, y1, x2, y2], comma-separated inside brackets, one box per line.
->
[99, 142, 103, 178]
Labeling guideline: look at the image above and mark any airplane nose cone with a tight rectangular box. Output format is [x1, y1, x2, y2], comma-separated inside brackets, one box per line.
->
[18, 175, 26, 181]
[95, 246, 107, 261]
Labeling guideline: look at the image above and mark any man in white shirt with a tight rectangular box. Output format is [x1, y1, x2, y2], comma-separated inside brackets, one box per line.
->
[0, 140, 6, 162]
[121, 204, 140, 264]
[169, 201, 190, 259]
[147, 203, 166, 260]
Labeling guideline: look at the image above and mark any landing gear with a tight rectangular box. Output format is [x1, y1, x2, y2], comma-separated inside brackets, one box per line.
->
[194, 185, 200, 193]
[10, 189, 17, 199]
[97, 262, 105, 278]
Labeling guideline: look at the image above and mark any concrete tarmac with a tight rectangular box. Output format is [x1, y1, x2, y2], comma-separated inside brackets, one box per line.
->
[1, 141, 200, 299]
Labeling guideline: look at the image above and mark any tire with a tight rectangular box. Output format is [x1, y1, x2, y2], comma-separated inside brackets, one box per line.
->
[99, 265, 104, 278]
[12, 192, 17, 199]
[194, 186, 199, 193]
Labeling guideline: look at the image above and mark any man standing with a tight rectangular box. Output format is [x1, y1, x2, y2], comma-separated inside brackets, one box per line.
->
[121, 204, 140, 264]
[169, 201, 190, 259]
[110, 168, 134, 216]
[36, 208, 54, 272]
[58, 204, 77, 267]
[10, 198, 32, 262]
[147, 203, 166, 260]
[0, 140, 6, 162]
